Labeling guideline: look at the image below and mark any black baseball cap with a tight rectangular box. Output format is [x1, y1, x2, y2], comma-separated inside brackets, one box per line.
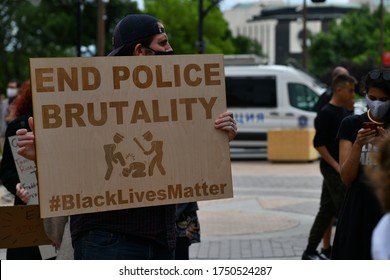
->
[108, 14, 166, 56]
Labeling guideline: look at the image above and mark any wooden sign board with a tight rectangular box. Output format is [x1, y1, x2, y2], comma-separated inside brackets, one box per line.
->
[0, 205, 52, 248]
[9, 135, 39, 205]
[30, 54, 233, 218]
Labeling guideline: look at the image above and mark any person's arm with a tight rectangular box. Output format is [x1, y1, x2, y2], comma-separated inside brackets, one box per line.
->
[16, 116, 36, 161]
[339, 138, 360, 187]
[339, 127, 377, 187]
[0, 121, 22, 197]
[315, 146, 340, 172]
[214, 111, 237, 141]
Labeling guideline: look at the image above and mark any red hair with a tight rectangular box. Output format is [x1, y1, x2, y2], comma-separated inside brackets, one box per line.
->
[14, 80, 32, 117]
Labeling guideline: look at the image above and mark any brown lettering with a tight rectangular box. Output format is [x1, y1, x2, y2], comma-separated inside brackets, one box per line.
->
[131, 101, 151, 123]
[82, 67, 101, 90]
[87, 103, 107, 126]
[42, 104, 62, 129]
[170, 99, 178, 121]
[184, 64, 202, 87]
[179, 98, 197, 120]
[152, 100, 169, 122]
[209, 184, 219, 195]
[133, 65, 153, 89]
[112, 66, 130, 89]
[155, 65, 172, 88]
[173, 64, 181, 87]
[58, 67, 78, 91]
[35, 68, 55, 92]
[109, 101, 128, 125]
[204, 63, 221, 85]
[199, 97, 217, 119]
[65, 103, 86, 127]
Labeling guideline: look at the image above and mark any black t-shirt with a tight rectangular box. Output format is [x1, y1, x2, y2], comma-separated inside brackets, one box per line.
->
[313, 103, 350, 167]
[314, 87, 332, 113]
[332, 112, 383, 259]
[337, 113, 367, 143]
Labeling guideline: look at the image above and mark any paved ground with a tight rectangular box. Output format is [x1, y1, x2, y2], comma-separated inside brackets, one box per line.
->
[189, 160, 323, 260]
[1, 159, 324, 260]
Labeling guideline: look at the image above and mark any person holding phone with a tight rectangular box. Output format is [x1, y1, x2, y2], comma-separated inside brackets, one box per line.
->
[332, 69, 390, 259]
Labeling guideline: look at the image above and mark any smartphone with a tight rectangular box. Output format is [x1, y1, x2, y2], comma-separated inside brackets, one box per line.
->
[363, 122, 379, 131]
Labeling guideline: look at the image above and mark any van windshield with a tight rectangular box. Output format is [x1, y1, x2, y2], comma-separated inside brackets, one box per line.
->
[225, 77, 277, 108]
[288, 83, 319, 112]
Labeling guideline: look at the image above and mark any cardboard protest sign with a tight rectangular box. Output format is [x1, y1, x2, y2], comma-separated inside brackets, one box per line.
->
[8, 135, 39, 205]
[0, 205, 52, 248]
[30, 54, 233, 218]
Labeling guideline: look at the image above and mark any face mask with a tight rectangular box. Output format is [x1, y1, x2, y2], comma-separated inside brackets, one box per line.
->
[6, 88, 17, 98]
[366, 95, 390, 119]
[153, 50, 175, 56]
[145, 46, 174, 56]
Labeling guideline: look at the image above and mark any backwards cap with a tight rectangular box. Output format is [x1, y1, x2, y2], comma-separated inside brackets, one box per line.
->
[108, 14, 166, 56]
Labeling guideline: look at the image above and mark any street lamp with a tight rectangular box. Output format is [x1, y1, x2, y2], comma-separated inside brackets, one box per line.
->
[302, 0, 326, 69]
[302, 0, 307, 70]
[97, 0, 109, 56]
[77, 0, 84, 57]
[198, 0, 222, 54]
[380, 0, 384, 68]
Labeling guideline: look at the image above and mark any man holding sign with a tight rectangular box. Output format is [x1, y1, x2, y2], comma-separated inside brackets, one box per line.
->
[16, 14, 237, 260]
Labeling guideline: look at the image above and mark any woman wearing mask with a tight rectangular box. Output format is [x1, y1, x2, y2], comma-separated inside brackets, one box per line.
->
[331, 69, 388, 259]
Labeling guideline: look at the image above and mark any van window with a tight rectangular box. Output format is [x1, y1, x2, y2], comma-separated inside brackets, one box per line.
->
[288, 83, 319, 112]
[225, 77, 277, 108]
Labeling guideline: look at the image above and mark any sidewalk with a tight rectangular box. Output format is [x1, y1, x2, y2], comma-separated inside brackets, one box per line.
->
[189, 160, 322, 259]
[1, 160, 323, 260]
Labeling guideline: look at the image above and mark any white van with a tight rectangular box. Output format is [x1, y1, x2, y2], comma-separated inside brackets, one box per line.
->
[225, 64, 326, 158]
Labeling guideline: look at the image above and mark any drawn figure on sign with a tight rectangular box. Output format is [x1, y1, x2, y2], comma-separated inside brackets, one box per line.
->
[104, 133, 126, 180]
[122, 162, 146, 178]
[134, 131, 166, 176]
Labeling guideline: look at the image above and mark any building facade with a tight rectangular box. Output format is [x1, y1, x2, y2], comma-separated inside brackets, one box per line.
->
[223, 1, 365, 65]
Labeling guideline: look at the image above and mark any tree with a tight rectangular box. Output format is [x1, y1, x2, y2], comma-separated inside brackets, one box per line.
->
[232, 35, 263, 56]
[144, 0, 235, 54]
[308, 5, 390, 79]
[0, 0, 140, 91]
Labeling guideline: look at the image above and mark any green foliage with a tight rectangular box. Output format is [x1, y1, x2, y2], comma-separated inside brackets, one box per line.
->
[0, 0, 260, 92]
[0, 0, 140, 92]
[144, 0, 235, 54]
[308, 5, 390, 78]
[232, 35, 263, 56]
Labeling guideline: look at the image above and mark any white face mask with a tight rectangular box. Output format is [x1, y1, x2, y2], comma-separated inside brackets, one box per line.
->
[366, 94, 390, 119]
[6, 88, 18, 98]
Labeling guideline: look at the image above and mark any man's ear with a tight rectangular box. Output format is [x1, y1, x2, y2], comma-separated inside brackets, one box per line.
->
[134, 43, 144, 56]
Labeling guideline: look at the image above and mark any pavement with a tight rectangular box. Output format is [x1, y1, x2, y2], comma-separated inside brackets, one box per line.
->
[0, 159, 324, 260]
[189, 159, 323, 260]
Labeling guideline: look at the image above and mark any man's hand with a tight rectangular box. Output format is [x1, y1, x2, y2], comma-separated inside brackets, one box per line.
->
[214, 111, 237, 142]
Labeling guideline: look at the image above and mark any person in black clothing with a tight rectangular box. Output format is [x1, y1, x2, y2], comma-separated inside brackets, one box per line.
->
[332, 69, 388, 259]
[314, 66, 350, 113]
[302, 74, 357, 260]
[0, 81, 42, 260]
[312, 65, 350, 257]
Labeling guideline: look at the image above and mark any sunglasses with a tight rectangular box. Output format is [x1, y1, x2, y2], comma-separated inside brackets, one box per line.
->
[368, 69, 390, 81]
